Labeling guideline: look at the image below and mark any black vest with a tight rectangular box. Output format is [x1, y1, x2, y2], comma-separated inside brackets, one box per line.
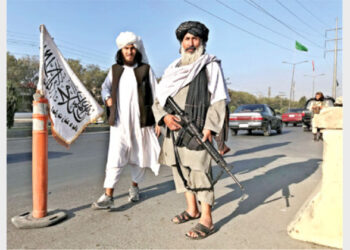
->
[108, 63, 155, 127]
[166, 65, 210, 150]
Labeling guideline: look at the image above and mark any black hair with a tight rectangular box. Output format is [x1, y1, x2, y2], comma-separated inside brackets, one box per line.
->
[315, 91, 324, 101]
[115, 49, 143, 66]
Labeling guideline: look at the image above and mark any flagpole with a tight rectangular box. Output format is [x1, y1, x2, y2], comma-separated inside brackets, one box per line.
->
[37, 25, 45, 96]
[11, 25, 67, 229]
[282, 60, 308, 109]
[304, 73, 325, 98]
[332, 17, 338, 98]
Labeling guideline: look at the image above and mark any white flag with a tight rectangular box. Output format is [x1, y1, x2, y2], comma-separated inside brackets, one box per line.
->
[37, 24, 104, 146]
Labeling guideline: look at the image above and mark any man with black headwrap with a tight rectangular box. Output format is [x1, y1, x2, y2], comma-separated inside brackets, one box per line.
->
[152, 21, 230, 239]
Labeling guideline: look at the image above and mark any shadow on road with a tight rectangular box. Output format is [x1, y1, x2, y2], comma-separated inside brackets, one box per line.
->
[109, 180, 176, 212]
[7, 151, 72, 164]
[213, 157, 322, 230]
[62, 179, 175, 219]
[234, 130, 292, 137]
[224, 142, 291, 157]
[233, 154, 286, 175]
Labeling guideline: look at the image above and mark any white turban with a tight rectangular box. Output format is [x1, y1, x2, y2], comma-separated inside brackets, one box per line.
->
[116, 31, 149, 64]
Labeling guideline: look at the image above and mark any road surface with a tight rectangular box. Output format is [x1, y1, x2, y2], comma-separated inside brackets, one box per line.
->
[7, 126, 332, 249]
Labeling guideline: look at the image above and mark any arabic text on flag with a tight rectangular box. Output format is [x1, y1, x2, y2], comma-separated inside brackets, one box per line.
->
[37, 25, 104, 145]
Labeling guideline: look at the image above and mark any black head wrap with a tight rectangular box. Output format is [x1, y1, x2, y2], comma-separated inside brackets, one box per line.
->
[175, 21, 209, 42]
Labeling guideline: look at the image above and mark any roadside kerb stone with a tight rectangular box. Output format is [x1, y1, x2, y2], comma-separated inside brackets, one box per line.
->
[7, 124, 110, 138]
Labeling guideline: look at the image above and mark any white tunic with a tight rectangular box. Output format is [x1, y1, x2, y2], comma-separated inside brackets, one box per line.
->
[101, 65, 160, 175]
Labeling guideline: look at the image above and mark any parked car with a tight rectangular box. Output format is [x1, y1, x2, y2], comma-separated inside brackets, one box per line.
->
[229, 104, 283, 136]
[282, 108, 306, 127]
[302, 96, 335, 131]
[93, 116, 105, 124]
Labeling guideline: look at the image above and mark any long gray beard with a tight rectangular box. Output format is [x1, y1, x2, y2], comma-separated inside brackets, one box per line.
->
[180, 44, 205, 66]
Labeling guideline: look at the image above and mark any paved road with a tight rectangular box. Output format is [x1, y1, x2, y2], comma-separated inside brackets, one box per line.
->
[7, 126, 332, 249]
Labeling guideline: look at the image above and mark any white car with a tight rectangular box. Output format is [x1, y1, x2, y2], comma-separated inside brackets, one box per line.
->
[229, 104, 282, 136]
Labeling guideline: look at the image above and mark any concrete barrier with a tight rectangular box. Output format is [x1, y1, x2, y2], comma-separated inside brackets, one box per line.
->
[287, 107, 343, 248]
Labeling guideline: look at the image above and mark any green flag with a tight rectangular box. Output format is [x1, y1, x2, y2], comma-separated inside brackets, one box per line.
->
[295, 41, 308, 52]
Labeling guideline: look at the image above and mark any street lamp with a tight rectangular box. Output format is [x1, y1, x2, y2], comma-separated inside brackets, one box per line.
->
[304, 73, 325, 98]
[282, 60, 308, 109]
[276, 92, 286, 108]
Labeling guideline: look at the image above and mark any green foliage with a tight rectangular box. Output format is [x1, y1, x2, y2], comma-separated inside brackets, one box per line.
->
[7, 52, 38, 111]
[82, 64, 108, 104]
[298, 96, 307, 107]
[7, 53, 108, 115]
[66, 59, 108, 105]
[7, 82, 18, 129]
[67, 59, 85, 80]
[6, 52, 309, 121]
[228, 90, 257, 110]
[228, 88, 305, 113]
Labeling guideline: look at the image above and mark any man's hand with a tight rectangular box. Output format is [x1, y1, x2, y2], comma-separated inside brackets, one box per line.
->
[106, 98, 112, 107]
[155, 125, 161, 137]
[202, 129, 212, 142]
[312, 106, 321, 114]
[163, 114, 182, 131]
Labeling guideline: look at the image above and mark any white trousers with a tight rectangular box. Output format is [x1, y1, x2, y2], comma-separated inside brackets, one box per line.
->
[103, 163, 146, 189]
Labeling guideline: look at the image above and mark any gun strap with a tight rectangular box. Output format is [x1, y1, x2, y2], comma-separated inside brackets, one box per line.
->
[171, 131, 214, 192]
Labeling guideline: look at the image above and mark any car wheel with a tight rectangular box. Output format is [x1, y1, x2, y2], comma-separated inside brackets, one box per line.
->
[293, 123, 297, 127]
[277, 123, 283, 134]
[284, 122, 288, 127]
[247, 129, 252, 135]
[263, 123, 271, 136]
[231, 129, 238, 136]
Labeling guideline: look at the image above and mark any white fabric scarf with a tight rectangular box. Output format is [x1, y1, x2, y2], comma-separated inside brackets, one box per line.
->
[157, 54, 221, 106]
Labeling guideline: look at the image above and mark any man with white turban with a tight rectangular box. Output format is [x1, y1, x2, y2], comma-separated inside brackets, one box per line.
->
[92, 31, 160, 209]
[152, 21, 230, 239]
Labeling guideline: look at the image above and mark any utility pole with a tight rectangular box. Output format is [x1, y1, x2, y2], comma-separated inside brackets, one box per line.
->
[268, 86, 271, 98]
[277, 92, 286, 108]
[282, 60, 308, 110]
[304, 73, 325, 97]
[324, 17, 342, 98]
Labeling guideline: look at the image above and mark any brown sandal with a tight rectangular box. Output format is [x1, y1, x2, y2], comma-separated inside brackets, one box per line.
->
[171, 211, 201, 224]
[185, 223, 215, 240]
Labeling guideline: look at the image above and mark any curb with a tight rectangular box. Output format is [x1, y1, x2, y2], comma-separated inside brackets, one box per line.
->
[7, 124, 110, 138]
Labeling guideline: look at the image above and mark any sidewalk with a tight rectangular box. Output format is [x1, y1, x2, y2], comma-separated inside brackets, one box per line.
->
[7, 122, 109, 138]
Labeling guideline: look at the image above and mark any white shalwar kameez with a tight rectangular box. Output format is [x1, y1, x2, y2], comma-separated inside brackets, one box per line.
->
[101, 64, 160, 188]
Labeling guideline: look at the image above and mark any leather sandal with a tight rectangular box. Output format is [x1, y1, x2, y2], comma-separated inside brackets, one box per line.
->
[185, 222, 215, 240]
[171, 210, 201, 224]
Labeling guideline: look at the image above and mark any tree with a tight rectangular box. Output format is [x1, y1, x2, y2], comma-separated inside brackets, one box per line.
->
[7, 52, 39, 114]
[82, 64, 108, 104]
[66, 60, 108, 104]
[228, 89, 258, 112]
[298, 96, 307, 107]
[67, 59, 85, 80]
[7, 82, 18, 129]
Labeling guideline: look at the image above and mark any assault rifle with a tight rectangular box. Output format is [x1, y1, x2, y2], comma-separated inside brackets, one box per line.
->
[165, 96, 244, 192]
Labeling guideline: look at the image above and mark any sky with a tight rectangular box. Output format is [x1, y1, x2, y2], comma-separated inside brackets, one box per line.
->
[6, 0, 343, 100]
